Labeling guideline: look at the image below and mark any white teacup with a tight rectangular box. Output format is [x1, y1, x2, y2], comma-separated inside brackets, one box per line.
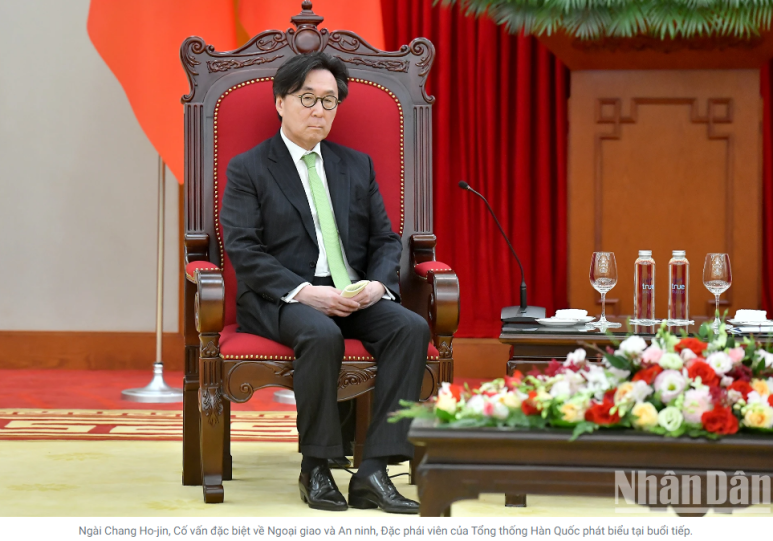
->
[555, 309, 588, 319]
[734, 309, 767, 321]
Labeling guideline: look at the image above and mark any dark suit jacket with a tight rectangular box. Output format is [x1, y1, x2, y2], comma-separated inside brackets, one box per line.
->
[221, 131, 403, 341]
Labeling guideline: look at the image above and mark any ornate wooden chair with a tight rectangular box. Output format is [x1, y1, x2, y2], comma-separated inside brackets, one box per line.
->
[179, 1, 460, 503]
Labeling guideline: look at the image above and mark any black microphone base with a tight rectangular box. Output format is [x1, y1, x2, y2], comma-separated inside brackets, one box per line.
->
[501, 305, 547, 323]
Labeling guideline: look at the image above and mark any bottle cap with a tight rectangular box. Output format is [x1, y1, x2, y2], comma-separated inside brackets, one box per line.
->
[672, 250, 686, 258]
[638, 250, 652, 258]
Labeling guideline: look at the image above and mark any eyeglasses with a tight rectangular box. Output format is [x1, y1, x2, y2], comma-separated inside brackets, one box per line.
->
[294, 93, 340, 110]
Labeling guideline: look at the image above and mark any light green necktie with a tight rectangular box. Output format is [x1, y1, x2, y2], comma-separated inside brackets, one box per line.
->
[301, 153, 352, 290]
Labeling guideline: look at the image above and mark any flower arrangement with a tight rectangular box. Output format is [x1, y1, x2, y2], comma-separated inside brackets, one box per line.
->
[393, 323, 773, 440]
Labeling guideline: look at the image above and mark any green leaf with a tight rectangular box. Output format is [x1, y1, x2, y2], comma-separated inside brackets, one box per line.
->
[528, 414, 550, 429]
[605, 352, 633, 371]
[570, 421, 599, 441]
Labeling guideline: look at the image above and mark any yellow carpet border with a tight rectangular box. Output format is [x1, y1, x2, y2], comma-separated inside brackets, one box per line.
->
[0, 409, 297, 442]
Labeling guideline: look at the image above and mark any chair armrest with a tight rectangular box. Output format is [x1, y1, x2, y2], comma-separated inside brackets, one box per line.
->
[185, 261, 220, 283]
[425, 266, 460, 341]
[414, 261, 452, 278]
[409, 235, 459, 356]
[194, 269, 225, 335]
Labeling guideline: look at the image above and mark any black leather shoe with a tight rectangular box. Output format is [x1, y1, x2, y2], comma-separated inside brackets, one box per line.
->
[348, 470, 419, 514]
[299, 465, 348, 511]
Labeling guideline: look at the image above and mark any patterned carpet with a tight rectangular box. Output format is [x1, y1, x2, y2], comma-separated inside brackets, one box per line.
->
[0, 409, 297, 442]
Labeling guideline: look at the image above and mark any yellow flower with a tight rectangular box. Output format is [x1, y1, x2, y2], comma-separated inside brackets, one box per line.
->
[744, 406, 773, 429]
[751, 379, 770, 397]
[615, 382, 635, 404]
[435, 394, 457, 414]
[501, 392, 522, 409]
[632, 402, 659, 429]
[559, 402, 586, 423]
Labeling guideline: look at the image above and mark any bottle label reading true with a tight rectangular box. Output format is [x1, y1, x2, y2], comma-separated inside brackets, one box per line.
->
[634, 263, 655, 319]
[669, 262, 689, 320]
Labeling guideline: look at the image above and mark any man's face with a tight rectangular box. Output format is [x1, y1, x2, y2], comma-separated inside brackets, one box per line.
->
[276, 69, 339, 150]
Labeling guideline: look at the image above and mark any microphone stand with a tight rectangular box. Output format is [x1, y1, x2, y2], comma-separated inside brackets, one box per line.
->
[459, 181, 546, 323]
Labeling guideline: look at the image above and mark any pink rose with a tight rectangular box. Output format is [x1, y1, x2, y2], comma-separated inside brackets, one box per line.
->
[641, 345, 663, 364]
[728, 347, 745, 363]
[682, 388, 712, 423]
[483, 401, 494, 416]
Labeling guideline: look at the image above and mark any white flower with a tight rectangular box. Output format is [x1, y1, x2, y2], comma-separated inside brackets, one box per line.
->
[658, 353, 684, 370]
[490, 401, 510, 420]
[654, 370, 687, 404]
[465, 395, 485, 414]
[614, 380, 653, 406]
[746, 391, 765, 405]
[584, 365, 613, 400]
[755, 349, 773, 369]
[721, 376, 734, 388]
[630, 380, 654, 403]
[706, 352, 733, 375]
[619, 336, 648, 356]
[564, 371, 586, 393]
[607, 366, 631, 384]
[658, 406, 684, 432]
[680, 348, 697, 362]
[727, 390, 743, 404]
[565, 348, 586, 366]
[438, 381, 456, 397]
[550, 380, 572, 399]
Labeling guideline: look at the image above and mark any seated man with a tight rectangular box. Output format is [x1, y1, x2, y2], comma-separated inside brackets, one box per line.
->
[220, 52, 429, 514]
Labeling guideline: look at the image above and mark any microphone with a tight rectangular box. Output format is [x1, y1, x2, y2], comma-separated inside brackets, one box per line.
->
[458, 180, 546, 323]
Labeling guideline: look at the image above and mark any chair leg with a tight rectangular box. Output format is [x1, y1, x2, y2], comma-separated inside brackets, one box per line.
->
[353, 392, 373, 468]
[223, 400, 232, 481]
[199, 350, 224, 503]
[182, 345, 201, 486]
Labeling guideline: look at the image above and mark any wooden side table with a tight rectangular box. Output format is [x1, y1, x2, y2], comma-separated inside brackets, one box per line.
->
[499, 316, 708, 375]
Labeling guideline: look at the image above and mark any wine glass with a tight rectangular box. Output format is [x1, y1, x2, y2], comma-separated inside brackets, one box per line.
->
[589, 252, 621, 328]
[703, 253, 732, 330]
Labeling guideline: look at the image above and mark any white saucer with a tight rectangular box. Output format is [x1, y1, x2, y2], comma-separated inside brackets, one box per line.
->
[537, 316, 595, 327]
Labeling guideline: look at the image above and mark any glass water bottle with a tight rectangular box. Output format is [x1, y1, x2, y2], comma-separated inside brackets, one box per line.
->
[633, 250, 655, 323]
[668, 250, 690, 322]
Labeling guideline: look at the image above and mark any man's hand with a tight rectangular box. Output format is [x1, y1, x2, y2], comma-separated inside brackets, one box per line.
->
[349, 281, 386, 310]
[295, 285, 360, 317]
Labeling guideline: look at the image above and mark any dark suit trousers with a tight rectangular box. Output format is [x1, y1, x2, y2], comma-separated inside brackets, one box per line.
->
[276, 280, 430, 461]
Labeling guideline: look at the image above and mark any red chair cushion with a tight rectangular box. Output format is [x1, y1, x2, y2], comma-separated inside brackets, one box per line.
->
[185, 260, 220, 282]
[414, 261, 453, 278]
[213, 79, 406, 327]
[219, 324, 439, 360]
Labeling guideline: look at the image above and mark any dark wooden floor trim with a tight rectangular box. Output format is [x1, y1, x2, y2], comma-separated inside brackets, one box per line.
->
[0, 331, 184, 370]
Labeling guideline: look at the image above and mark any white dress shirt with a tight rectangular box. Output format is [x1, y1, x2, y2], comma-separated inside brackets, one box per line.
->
[279, 129, 394, 303]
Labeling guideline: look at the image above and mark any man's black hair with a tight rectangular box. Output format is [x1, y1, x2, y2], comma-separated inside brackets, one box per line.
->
[273, 52, 349, 119]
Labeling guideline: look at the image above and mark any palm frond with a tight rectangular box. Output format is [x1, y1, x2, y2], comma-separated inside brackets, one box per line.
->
[440, 0, 773, 38]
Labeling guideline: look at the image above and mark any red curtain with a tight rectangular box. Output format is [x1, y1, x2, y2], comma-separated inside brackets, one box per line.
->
[381, 0, 569, 337]
[761, 63, 773, 315]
